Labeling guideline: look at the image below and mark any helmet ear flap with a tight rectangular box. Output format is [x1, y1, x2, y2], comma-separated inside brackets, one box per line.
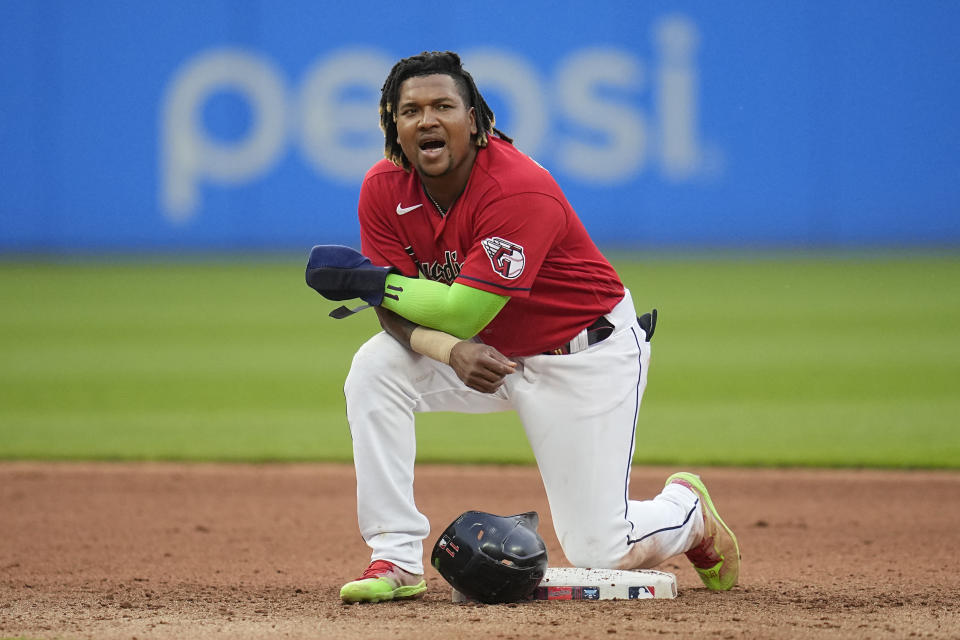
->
[514, 511, 539, 531]
[431, 510, 548, 604]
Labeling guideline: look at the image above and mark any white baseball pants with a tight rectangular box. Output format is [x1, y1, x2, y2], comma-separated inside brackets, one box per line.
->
[343, 290, 703, 575]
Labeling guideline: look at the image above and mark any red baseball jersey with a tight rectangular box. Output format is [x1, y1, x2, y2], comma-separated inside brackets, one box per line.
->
[358, 137, 625, 357]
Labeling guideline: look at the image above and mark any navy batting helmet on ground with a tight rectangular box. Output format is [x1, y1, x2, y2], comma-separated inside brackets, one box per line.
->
[431, 510, 548, 603]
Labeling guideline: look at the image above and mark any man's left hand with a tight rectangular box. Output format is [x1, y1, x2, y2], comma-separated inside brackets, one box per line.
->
[449, 342, 517, 393]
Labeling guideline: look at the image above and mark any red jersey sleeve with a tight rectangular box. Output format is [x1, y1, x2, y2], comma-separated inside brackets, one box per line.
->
[455, 192, 566, 298]
[357, 175, 419, 277]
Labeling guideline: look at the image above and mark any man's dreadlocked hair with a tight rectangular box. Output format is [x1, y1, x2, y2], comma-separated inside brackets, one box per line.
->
[379, 51, 513, 170]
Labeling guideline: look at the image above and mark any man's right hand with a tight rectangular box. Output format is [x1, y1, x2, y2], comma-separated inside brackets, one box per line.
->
[449, 342, 517, 394]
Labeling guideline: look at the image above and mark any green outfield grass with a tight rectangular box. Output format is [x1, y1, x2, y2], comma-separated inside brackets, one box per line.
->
[1, 253, 958, 468]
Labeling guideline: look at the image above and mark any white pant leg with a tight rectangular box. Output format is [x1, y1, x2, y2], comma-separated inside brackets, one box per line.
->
[618, 482, 704, 569]
[509, 291, 702, 569]
[344, 331, 510, 574]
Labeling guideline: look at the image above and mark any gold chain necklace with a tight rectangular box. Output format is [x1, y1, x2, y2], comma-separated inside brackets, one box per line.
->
[425, 190, 447, 217]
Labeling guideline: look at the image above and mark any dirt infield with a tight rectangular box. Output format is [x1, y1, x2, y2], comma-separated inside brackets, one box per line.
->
[1, 463, 958, 639]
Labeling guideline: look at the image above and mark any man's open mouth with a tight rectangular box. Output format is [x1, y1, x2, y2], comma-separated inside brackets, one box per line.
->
[419, 140, 445, 151]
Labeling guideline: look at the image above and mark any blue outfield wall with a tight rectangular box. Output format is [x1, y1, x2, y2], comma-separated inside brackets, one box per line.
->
[1, 0, 958, 252]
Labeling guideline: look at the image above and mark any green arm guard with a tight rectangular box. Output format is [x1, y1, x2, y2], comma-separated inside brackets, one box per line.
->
[380, 274, 508, 339]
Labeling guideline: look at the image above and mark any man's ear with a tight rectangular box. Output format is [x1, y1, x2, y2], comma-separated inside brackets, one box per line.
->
[468, 107, 477, 136]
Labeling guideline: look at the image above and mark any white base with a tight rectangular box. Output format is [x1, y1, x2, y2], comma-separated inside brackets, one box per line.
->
[451, 567, 678, 602]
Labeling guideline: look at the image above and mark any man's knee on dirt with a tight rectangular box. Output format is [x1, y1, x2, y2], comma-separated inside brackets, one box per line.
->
[559, 530, 633, 570]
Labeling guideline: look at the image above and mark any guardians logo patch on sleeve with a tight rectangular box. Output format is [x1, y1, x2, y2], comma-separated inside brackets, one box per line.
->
[481, 237, 525, 280]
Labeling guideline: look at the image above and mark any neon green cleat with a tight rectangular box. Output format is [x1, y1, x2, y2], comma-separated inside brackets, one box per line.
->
[340, 560, 427, 603]
[665, 472, 741, 591]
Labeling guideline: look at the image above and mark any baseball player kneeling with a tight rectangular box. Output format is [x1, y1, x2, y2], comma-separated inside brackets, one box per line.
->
[306, 51, 740, 604]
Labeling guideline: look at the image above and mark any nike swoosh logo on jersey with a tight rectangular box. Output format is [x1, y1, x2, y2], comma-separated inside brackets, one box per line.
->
[396, 203, 423, 215]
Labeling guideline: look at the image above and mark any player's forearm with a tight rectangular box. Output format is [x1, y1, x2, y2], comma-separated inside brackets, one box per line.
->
[379, 276, 507, 339]
[303, 245, 506, 338]
[375, 307, 463, 365]
[375, 307, 418, 348]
